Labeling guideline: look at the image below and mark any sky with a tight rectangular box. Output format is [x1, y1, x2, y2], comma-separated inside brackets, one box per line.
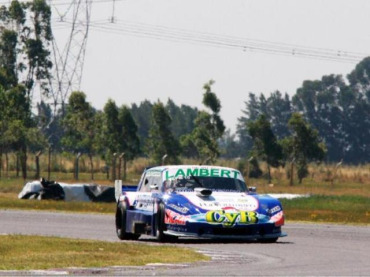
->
[49, 0, 370, 133]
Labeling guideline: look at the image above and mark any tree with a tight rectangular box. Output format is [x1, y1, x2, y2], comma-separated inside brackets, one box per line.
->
[292, 76, 346, 162]
[291, 68, 370, 164]
[347, 56, 370, 97]
[36, 101, 64, 151]
[130, 100, 153, 147]
[219, 129, 241, 159]
[146, 102, 181, 165]
[0, 83, 43, 179]
[202, 80, 225, 137]
[130, 99, 198, 148]
[166, 99, 198, 138]
[0, 0, 53, 97]
[0, 0, 53, 179]
[282, 113, 326, 184]
[61, 91, 97, 179]
[117, 105, 140, 179]
[103, 99, 121, 153]
[181, 80, 225, 164]
[345, 58, 370, 163]
[101, 99, 122, 180]
[248, 114, 283, 183]
[266, 91, 292, 139]
[236, 93, 264, 158]
[166, 99, 184, 138]
[183, 111, 220, 163]
[0, 29, 18, 88]
[0, 85, 6, 176]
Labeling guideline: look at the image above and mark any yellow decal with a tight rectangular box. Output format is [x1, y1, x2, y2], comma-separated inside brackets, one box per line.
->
[206, 210, 258, 227]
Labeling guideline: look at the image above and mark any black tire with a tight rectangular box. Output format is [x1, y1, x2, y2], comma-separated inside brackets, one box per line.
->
[156, 203, 178, 242]
[155, 203, 167, 242]
[115, 202, 140, 240]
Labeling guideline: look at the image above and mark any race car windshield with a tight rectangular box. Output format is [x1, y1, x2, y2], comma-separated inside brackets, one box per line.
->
[166, 176, 247, 192]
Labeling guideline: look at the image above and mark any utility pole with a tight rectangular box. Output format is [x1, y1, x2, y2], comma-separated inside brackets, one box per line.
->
[48, 0, 93, 112]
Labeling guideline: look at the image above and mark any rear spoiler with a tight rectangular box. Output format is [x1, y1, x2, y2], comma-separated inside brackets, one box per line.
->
[114, 180, 138, 201]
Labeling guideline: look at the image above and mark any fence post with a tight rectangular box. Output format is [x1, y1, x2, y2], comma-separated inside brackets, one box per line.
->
[111, 153, 117, 181]
[35, 151, 42, 179]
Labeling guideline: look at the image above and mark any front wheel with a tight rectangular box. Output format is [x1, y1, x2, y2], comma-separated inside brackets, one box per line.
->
[155, 203, 177, 242]
[116, 202, 140, 240]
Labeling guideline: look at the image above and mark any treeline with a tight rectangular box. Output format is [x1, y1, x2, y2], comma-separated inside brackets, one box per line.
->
[0, 79, 226, 180]
[235, 57, 370, 164]
[1, 0, 370, 183]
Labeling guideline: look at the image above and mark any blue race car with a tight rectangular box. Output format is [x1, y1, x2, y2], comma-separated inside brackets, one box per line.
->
[115, 165, 287, 242]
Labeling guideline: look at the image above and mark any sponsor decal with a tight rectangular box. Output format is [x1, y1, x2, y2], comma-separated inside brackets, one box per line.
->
[165, 167, 241, 180]
[134, 193, 153, 210]
[167, 225, 188, 233]
[135, 194, 152, 203]
[165, 209, 189, 225]
[183, 194, 259, 211]
[167, 203, 189, 214]
[205, 208, 258, 227]
[269, 205, 281, 214]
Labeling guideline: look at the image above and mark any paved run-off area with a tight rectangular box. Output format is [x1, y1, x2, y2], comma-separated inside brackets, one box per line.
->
[0, 210, 369, 276]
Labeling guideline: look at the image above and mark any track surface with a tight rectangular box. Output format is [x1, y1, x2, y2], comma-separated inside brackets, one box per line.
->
[1, 209, 369, 276]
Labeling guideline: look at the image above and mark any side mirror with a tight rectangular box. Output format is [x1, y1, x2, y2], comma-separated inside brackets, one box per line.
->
[248, 186, 257, 193]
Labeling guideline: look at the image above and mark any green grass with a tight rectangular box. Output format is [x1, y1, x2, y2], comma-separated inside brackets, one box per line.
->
[1, 170, 369, 223]
[0, 192, 115, 213]
[281, 195, 370, 224]
[0, 235, 209, 270]
[0, 178, 25, 194]
[2, 193, 368, 224]
[0, 176, 117, 213]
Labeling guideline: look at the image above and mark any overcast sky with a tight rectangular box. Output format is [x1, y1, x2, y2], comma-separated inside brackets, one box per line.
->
[50, 0, 370, 132]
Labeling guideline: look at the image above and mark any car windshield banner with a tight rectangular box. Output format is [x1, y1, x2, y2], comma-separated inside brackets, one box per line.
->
[161, 166, 245, 182]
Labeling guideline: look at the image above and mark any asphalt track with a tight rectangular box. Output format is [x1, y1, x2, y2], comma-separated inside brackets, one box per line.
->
[1, 209, 369, 276]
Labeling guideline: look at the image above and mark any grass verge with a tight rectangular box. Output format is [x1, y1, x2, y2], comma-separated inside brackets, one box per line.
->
[1, 175, 369, 224]
[0, 235, 209, 270]
[281, 195, 370, 224]
[0, 192, 115, 214]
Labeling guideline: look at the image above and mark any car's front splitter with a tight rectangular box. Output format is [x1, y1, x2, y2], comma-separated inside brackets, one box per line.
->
[164, 222, 287, 240]
[164, 229, 287, 240]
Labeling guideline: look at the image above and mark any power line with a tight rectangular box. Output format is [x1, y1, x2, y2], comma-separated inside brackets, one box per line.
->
[54, 19, 368, 64]
[0, 0, 124, 6]
[3, 1, 368, 63]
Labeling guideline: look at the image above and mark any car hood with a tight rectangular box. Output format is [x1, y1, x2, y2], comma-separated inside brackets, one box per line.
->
[166, 191, 282, 214]
[164, 191, 284, 226]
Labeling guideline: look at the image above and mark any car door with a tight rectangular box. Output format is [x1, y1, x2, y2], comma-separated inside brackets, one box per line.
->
[134, 173, 154, 212]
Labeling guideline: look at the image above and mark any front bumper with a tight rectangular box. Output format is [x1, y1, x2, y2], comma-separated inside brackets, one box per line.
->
[165, 222, 287, 240]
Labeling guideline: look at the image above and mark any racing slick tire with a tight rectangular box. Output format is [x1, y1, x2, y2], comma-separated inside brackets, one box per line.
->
[116, 202, 140, 240]
[156, 203, 177, 242]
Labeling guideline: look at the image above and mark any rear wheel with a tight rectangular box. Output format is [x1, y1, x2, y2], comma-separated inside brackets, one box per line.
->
[116, 202, 140, 240]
